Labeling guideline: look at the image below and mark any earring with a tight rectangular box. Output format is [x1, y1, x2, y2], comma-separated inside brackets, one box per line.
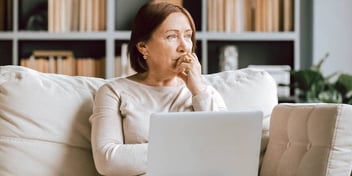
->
[143, 55, 148, 60]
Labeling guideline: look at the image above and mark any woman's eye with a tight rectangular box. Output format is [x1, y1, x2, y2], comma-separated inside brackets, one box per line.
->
[167, 34, 177, 40]
[185, 34, 192, 39]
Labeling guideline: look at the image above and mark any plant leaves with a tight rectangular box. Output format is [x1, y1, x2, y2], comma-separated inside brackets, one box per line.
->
[335, 74, 352, 95]
[317, 90, 343, 103]
[291, 70, 324, 91]
[311, 53, 329, 71]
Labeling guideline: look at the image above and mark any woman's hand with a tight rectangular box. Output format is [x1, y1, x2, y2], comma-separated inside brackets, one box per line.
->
[176, 53, 205, 96]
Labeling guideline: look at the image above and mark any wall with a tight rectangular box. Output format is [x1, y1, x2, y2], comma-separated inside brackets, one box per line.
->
[313, 0, 352, 75]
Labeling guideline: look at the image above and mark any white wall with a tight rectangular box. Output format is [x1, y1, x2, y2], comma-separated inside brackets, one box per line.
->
[313, 0, 352, 75]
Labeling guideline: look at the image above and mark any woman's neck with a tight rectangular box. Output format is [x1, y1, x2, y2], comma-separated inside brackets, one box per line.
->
[129, 72, 182, 87]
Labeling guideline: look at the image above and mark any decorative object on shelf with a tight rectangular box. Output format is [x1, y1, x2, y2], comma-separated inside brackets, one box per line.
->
[219, 45, 238, 72]
[116, 43, 135, 77]
[25, 3, 47, 31]
[291, 53, 352, 104]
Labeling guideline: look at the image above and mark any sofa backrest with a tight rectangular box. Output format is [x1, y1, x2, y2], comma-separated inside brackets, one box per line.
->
[0, 66, 105, 175]
[0, 66, 277, 175]
[203, 68, 278, 117]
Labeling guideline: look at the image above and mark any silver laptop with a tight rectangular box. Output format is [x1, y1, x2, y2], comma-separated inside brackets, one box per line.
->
[147, 111, 263, 176]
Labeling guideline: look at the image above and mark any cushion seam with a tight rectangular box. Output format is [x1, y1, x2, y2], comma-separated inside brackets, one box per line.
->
[0, 136, 91, 150]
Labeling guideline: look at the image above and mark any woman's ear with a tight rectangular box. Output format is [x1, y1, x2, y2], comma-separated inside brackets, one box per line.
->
[136, 41, 148, 56]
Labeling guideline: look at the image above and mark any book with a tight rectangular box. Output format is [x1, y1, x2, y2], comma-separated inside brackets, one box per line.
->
[86, 0, 93, 32]
[283, 0, 294, 31]
[216, 0, 224, 32]
[243, 0, 254, 31]
[54, 0, 61, 32]
[92, 0, 99, 31]
[255, 0, 262, 31]
[71, 0, 80, 31]
[224, 0, 233, 33]
[0, 0, 5, 30]
[151, 0, 183, 6]
[115, 56, 122, 77]
[98, 0, 106, 31]
[80, 0, 87, 31]
[272, 0, 280, 32]
[48, 0, 54, 32]
[207, 0, 213, 32]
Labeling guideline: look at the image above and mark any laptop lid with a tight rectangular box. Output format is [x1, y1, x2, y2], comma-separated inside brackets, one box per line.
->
[147, 111, 263, 176]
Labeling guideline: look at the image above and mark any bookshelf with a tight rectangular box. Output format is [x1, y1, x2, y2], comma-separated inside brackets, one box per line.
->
[0, 0, 312, 80]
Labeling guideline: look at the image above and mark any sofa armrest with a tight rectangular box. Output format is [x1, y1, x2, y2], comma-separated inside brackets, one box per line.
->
[260, 103, 352, 176]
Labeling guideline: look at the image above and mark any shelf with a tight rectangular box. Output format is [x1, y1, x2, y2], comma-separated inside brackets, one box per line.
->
[207, 41, 294, 74]
[18, 40, 105, 59]
[1, 31, 297, 41]
[8, 31, 110, 40]
[200, 32, 297, 41]
[0, 0, 312, 80]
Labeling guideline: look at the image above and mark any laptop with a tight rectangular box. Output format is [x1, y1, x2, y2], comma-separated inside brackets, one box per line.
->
[147, 111, 263, 176]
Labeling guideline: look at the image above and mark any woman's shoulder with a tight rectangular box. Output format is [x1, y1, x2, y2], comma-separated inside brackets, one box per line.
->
[102, 77, 132, 89]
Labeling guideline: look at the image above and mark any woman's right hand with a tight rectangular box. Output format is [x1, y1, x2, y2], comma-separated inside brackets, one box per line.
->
[176, 53, 206, 96]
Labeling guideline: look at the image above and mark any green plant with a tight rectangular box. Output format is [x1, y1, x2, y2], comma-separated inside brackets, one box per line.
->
[291, 53, 352, 104]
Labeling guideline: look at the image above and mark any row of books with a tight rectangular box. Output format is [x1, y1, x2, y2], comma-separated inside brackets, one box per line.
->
[207, 0, 294, 33]
[48, 0, 106, 33]
[18, 45, 138, 78]
[0, 0, 12, 31]
[20, 50, 105, 78]
[151, 0, 183, 6]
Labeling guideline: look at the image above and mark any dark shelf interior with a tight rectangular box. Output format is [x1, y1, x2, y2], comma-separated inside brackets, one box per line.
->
[207, 41, 294, 73]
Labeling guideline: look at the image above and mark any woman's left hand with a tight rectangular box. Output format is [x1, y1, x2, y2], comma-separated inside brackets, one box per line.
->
[176, 53, 205, 96]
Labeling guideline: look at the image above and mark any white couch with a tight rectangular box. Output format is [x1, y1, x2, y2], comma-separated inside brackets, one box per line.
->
[1, 65, 352, 176]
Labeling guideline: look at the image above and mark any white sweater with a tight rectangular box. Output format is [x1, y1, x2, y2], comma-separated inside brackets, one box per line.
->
[89, 78, 226, 176]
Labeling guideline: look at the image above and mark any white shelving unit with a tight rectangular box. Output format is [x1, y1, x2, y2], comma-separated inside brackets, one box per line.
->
[0, 0, 312, 79]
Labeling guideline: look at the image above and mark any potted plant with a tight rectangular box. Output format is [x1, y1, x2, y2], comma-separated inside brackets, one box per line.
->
[291, 53, 352, 104]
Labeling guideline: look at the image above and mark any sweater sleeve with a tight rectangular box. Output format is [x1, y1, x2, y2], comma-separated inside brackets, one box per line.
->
[192, 85, 227, 111]
[89, 84, 147, 176]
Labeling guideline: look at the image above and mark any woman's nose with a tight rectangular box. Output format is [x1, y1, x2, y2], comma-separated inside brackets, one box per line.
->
[177, 37, 190, 53]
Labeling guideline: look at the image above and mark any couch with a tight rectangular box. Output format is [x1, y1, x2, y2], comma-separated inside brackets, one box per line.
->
[1, 65, 352, 176]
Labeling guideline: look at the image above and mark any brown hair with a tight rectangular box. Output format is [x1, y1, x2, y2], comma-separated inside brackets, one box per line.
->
[128, 2, 197, 73]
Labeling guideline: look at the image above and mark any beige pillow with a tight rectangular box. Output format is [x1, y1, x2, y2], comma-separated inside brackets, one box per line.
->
[0, 66, 106, 175]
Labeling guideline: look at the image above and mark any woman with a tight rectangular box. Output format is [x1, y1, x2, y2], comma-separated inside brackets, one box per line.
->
[89, 2, 227, 176]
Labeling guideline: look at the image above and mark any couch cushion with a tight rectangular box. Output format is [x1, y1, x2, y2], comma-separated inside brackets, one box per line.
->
[203, 68, 278, 158]
[0, 66, 106, 175]
[260, 103, 352, 176]
[203, 68, 278, 117]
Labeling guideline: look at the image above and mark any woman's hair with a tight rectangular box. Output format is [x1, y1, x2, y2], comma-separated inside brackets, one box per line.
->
[128, 2, 197, 73]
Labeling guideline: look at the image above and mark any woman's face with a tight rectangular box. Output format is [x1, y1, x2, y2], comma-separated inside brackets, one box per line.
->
[142, 12, 193, 75]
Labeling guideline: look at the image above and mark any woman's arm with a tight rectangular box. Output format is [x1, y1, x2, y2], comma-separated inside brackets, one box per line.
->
[89, 84, 147, 176]
[192, 85, 227, 111]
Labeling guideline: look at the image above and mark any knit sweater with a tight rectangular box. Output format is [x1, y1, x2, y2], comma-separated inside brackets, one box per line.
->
[89, 77, 227, 176]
